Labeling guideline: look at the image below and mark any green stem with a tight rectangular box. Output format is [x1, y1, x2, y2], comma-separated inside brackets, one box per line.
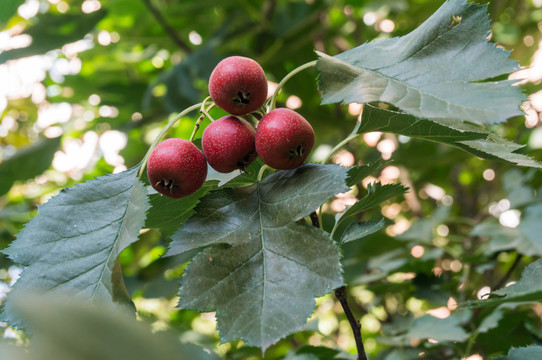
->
[137, 102, 202, 178]
[322, 121, 361, 164]
[268, 60, 317, 111]
[257, 165, 272, 182]
[189, 101, 216, 142]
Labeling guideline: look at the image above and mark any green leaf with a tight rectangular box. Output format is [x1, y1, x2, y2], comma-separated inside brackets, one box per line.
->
[317, 0, 525, 125]
[5, 294, 219, 360]
[358, 104, 542, 168]
[167, 164, 348, 351]
[472, 204, 542, 256]
[346, 159, 391, 187]
[340, 219, 385, 244]
[0, 136, 61, 197]
[0, 10, 107, 63]
[341, 182, 408, 221]
[1, 167, 150, 329]
[0, 0, 24, 27]
[471, 259, 542, 308]
[507, 345, 542, 360]
[404, 314, 469, 342]
[144, 183, 213, 238]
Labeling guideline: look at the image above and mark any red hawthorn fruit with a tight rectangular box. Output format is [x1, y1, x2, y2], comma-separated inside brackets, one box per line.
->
[202, 115, 257, 173]
[147, 138, 207, 198]
[208, 56, 268, 115]
[255, 108, 315, 170]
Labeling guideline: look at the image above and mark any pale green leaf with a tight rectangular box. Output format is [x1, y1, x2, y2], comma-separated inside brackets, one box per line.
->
[167, 164, 348, 351]
[5, 294, 218, 360]
[317, 0, 525, 124]
[1, 167, 150, 329]
[507, 345, 542, 360]
[358, 104, 542, 168]
[405, 314, 469, 342]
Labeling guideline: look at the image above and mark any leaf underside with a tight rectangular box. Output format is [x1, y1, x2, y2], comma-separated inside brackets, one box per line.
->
[1, 167, 149, 329]
[167, 164, 349, 351]
[317, 0, 525, 125]
[359, 104, 542, 168]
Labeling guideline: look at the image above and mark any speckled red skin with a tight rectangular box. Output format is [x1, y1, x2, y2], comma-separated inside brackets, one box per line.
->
[202, 115, 257, 173]
[208, 56, 267, 115]
[147, 138, 207, 198]
[255, 108, 315, 170]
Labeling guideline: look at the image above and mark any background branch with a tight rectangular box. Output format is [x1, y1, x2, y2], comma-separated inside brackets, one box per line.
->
[141, 0, 192, 53]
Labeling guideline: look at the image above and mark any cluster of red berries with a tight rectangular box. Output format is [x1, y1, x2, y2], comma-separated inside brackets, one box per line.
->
[147, 56, 315, 198]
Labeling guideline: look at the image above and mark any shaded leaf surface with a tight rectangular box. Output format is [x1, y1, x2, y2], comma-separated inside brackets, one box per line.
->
[144, 183, 213, 237]
[317, 0, 524, 124]
[359, 104, 542, 168]
[0, 136, 61, 196]
[1, 167, 149, 329]
[167, 164, 348, 351]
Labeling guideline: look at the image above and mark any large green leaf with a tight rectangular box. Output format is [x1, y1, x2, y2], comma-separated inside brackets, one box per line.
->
[1, 167, 149, 329]
[1, 294, 219, 360]
[317, 0, 525, 125]
[0, 136, 61, 197]
[358, 104, 542, 168]
[166, 164, 348, 351]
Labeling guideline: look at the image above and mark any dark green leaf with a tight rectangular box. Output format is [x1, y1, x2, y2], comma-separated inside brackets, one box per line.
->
[144, 183, 213, 237]
[341, 219, 385, 244]
[346, 159, 391, 187]
[0, 10, 107, 63]
[0, 136, 61, 197]
[358, 104, 542, 168]
[167, 164, 348, 351]
[317, 0, 525, 124]
[341, 182, 408, 220]
[1, 167, 149, 329]
[507, 345, 542, 360]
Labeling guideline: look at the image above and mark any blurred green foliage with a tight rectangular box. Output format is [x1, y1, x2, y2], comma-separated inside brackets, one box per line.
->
[1, 0, 541, 359]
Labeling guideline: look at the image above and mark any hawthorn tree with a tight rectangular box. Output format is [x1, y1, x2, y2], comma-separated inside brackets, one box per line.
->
[1, 0, 542, 359]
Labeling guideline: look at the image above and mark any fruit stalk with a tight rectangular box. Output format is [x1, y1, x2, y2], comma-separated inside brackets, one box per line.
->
[137, 102, 202, 178]
[268, 60, 317, 111]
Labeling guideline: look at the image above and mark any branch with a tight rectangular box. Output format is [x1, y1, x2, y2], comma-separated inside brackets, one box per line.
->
[308, 211, 368, 360]
[334, 286, 368, 360]
[493, 253, 523, 290]
[141, 0, 192, 53]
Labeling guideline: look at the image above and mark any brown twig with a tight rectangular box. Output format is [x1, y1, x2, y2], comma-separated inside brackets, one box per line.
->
[493, 254, 523, 290]
[334, 286, 368, 360]
[308, 211, 368, 360]
[141, 0, 192, 53]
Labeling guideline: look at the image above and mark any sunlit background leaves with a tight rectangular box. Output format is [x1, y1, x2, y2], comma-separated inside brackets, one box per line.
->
[1, 0, 542, 359]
